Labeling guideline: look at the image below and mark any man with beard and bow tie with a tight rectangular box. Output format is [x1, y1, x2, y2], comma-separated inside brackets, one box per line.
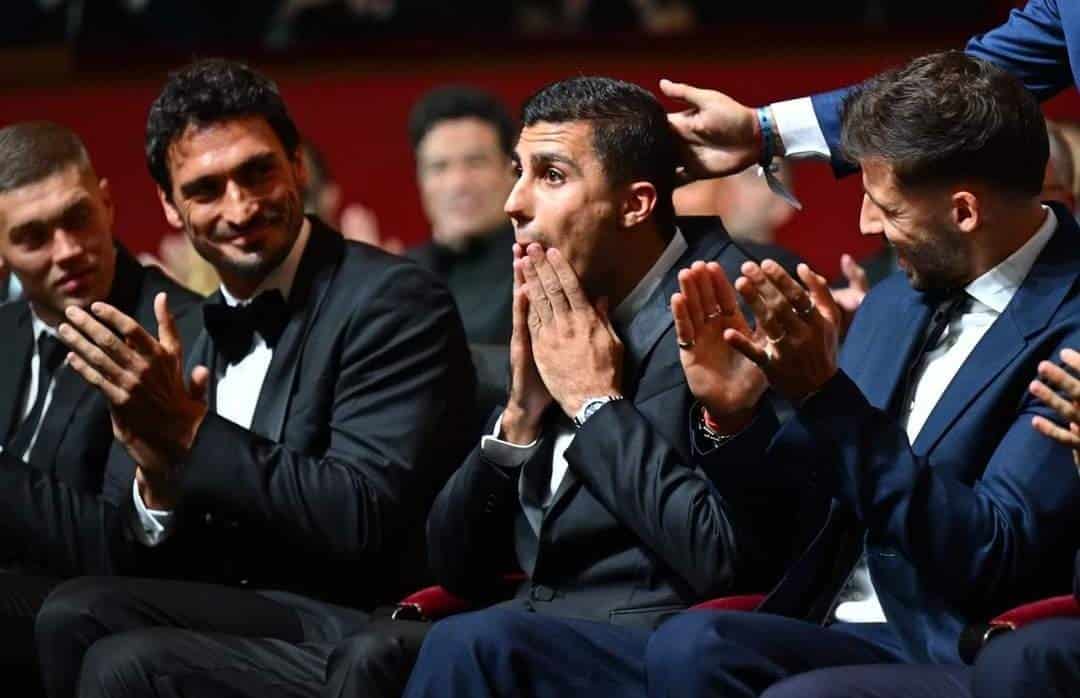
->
[35, 58, 476, 698]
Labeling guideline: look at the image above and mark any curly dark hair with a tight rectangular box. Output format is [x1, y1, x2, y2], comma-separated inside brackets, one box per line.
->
[408, 86, 516, 156]
[521, 76, 677, 231]
[841, 50, 1048, 196]
[146, 59, 300, 198]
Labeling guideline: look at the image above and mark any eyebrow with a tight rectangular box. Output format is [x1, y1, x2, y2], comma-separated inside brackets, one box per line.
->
[528, 151, 583, 177]
[9, 196, 90, 234]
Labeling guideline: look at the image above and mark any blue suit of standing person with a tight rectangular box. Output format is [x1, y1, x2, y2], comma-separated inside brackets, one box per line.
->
[640, 52, 1080, 698]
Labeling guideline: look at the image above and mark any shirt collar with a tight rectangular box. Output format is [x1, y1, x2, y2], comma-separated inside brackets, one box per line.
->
[965, 205, 1056, 314]
[30, 312, 56, 341]
[613, 227, 688, 329]
[219, 217, 311, 308]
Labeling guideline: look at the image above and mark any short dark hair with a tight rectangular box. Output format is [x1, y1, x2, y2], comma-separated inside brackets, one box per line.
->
[521, 76, 677, 230]
[0, 121, 90, 194]
[408, 86, 516, 156]
[841, 51, 1048, 197]
[146, 59, 301, 198]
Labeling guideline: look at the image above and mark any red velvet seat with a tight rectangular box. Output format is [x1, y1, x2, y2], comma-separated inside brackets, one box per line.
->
[959, 595, 1080, 662]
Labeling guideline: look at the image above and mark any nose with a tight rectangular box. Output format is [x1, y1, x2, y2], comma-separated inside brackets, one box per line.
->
[504, 176, 530, 225]
[51, 226, 85, 264]
[222, 180, 259, 227]
[859, 194, 884, 237]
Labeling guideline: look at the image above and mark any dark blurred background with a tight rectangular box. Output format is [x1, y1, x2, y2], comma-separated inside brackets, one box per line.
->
[1, 0, 1075, 278]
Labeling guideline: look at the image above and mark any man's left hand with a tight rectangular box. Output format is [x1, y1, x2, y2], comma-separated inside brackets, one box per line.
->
[724, 260, 842, 404]
[520, 243, 624, 418]
[58, 292, 209, 504]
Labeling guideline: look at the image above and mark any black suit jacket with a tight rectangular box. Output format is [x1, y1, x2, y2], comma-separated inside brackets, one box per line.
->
[0, 244, 203, 573]
[425, 217, 808, 630]
[107, 218, 477, 608]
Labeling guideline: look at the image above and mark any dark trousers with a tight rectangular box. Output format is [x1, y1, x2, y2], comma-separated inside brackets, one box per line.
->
[0, 573, 61, 698]
[647, 611, 970, 698]
[402, 608, 653, 698]
[35, 576, 371, 698]
[972, 619, 1080, 698]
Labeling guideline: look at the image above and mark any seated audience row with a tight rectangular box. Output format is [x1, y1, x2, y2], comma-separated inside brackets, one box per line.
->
[1, 35, 1080, 698]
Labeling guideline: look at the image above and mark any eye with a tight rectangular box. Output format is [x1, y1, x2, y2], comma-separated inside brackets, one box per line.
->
[511, 162, 523, 178]
[10, 223, 49, 250]
[60, 203, 92, 231]
[543, 168, 564, 184]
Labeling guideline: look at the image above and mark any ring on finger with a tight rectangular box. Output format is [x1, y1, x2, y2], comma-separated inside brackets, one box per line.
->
[763, 344, 775, 366]
[705, 306, 729, 321]
[678, 339, 695, 350]
[765, 330, 787, 345]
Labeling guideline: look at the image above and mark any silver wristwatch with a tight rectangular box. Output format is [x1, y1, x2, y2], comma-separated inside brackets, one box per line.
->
[573, 395, 624, 428]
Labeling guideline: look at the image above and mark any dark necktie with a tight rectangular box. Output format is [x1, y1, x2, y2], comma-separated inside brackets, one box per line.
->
[202, 290, 288, 365]
[6, 333, 65, 458]
[893, 291, 969, 417]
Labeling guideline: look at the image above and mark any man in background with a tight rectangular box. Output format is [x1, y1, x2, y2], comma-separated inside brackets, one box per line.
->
[406, 85, 517, 346]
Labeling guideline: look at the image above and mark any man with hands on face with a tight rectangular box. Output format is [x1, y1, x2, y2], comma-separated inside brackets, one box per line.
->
[641, 51, 1080, 698]
[395, 75, 809, 698]
[34, 59, 475, 698]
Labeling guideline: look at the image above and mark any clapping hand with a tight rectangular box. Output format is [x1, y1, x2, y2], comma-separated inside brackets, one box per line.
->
[1030, 348, 1080, 466]
[671, 261, 766, 432]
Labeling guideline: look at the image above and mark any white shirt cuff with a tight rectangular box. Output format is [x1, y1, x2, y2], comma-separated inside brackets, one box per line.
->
[480, 412, 542, 468]
[131, 477, 175, 547]
[770, 97, 831, 159]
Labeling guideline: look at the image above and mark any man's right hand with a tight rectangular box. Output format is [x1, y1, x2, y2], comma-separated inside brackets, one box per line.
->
[500, 244, 552, 444]
[660, 79, 763, 179]
[672, 261, 767, 433]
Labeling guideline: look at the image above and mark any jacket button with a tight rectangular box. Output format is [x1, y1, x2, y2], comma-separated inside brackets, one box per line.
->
[530, 585, 555, 602]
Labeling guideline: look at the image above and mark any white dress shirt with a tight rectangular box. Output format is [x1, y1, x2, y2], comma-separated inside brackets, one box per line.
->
[0, 315, 60, 462]
[833, 206, 1057, 623]
[480, 228, 689, 537]
[133, 219, 312, 546]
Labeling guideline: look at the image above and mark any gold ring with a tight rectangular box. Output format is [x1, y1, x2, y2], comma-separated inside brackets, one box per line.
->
[678, 339, 695, 350]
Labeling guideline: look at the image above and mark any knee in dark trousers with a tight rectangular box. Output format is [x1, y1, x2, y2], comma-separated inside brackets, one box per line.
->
[326, 623, 428, 698]
[973, 619, 1080, 698]
[77, 631, 159, 698]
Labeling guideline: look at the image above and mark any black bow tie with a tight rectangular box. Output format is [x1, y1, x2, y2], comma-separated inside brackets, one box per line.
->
[203, 290, 289, 365]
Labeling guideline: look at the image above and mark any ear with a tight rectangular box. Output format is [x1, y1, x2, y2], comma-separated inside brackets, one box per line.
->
[157, 187, 184, 230]
[620, 180, 659, 229]
[950, 189, 981, 234]
[98, 177, 116, 231]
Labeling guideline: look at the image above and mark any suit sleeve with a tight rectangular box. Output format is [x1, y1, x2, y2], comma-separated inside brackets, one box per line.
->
[176, 262, 474, 561]
[424, 439, 528, 600]
[563, 396, 744, 597]
[790, 350, 1080, 609]
[966, 0, 1073, 101]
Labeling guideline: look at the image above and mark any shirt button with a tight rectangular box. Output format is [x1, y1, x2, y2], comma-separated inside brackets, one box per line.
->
[203, 512, 214, 525]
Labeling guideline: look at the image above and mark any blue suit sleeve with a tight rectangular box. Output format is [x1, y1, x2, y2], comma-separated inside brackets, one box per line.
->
[792, 360, 1080, 609]
[966, 0, 1073, 101]
[810, 88, 857, 178]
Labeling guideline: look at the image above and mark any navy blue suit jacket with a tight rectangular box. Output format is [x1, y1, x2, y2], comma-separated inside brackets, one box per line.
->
[810, 0, 1080, 175]
[730, 204, 1080, 663]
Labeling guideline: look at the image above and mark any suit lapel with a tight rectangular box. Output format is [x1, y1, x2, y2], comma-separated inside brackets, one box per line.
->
[249, 219, 342, 441]
[621, 219, 734, 396]
[912, 214, 1080, 455]
[854, 288, 936, 413]
[0, 306, 34, 443]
